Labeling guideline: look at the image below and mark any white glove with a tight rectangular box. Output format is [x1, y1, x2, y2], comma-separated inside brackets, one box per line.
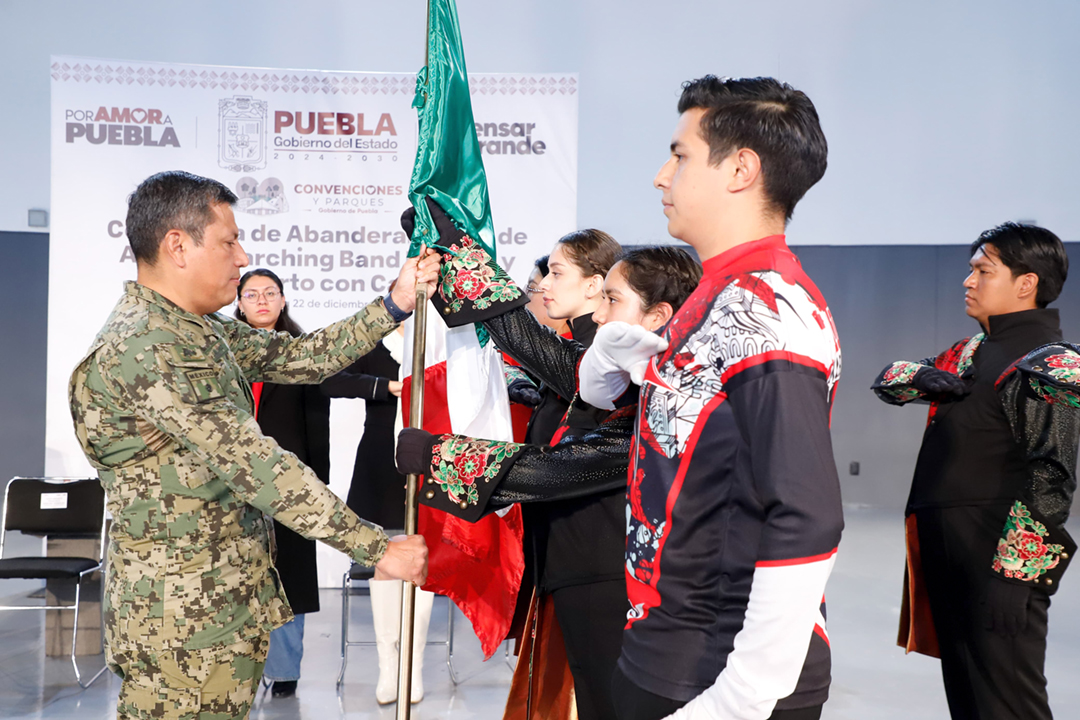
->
[578, 322, 669, 409]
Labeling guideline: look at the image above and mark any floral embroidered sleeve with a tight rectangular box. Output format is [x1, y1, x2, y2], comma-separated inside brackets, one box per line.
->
[871, 335, 983, 406]
[404, 200, 593, 404]
[991, 343, 1080, 594]
[434, 236, 584, 401]
[420, 435, 525, 522]
[990, 501, 1074, 591]
[431, 234, 529, 327]
[399, 199, 529, 326]
[418, 407, 637, 523]
[504, 364, 533, 389]
[872, 360, 930, 404]
[1016, 342, 1080, 409]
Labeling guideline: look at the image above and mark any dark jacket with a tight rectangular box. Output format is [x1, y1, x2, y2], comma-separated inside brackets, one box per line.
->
[416, 234, 624, 591]
[874, 309, 1079, 593]
[523, 316, 598, 446]
[255, 382, 331, 614]
[425, 302, 623, 591]
[321, 341, 407, 528]
[489, 311, 622, 591]
[619, 238, 843, 708]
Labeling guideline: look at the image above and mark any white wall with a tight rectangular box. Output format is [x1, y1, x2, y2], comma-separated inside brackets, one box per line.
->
[2, 0, 1079, 245]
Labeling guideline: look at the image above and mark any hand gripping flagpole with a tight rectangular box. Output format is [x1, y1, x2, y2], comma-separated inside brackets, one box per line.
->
[396, 282, 427, 720]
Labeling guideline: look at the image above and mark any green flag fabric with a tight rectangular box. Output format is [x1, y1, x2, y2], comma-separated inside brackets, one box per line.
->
[407, 0, 494, 259]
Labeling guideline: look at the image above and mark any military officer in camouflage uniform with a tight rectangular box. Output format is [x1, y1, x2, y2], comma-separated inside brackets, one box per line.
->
[68, 171, 436, 719]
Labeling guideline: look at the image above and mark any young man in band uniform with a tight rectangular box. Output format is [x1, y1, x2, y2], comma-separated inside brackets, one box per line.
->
[582, 76, 843, 720]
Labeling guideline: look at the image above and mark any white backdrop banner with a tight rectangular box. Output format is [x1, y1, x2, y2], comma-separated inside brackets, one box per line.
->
[47, 56, 578, 583]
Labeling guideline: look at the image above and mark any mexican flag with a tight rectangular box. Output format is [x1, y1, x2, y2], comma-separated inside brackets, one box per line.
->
[400, 0, 524, 659]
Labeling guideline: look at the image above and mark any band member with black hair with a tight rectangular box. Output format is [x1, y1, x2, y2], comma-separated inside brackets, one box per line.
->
[874, 222, 1078, 720]
[580, 75, 843, 720]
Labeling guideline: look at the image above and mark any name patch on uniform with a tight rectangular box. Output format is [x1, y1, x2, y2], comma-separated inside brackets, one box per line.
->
[170, 344, 209, 364]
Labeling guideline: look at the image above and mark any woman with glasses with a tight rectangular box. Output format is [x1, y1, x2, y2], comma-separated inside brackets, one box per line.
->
[234, 268, 330, 700]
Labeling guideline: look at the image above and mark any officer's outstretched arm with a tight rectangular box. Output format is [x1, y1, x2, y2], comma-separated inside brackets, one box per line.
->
[223, 253, 439, 385]
[97, 342, 391, 567]
[223, 296, 399, 386]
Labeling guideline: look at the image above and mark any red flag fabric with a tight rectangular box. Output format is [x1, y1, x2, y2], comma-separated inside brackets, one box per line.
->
[402, 336, 525, 659]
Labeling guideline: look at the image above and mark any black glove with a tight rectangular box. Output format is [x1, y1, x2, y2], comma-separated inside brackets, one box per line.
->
[913, 367, 970, 397]
[984, 578, 1031, 636]
[400, 197, 466, 248]
[507, 378, 542, 408]
[396, 428, 438, 476]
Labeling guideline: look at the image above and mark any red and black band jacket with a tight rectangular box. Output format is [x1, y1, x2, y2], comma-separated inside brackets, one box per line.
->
[622, 235, 844, 717]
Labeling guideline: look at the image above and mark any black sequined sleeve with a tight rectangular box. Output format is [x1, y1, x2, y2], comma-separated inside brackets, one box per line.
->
[992, 371, 1079, 592]
[419, 406, 634, 522]
[487, 405, 634, 508]
[482, 305, 585, 403]
[1005, 377, 1080, 526]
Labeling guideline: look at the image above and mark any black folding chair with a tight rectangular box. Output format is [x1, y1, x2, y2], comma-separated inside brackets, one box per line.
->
[0, 477, 108, 688]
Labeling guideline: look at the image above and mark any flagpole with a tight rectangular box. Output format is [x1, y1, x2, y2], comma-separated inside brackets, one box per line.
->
[399, 3, 434, 709]
[397, 282, 427, 719]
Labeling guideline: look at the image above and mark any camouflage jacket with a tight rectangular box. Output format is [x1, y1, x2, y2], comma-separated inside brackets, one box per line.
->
[69, 281, 394, 651]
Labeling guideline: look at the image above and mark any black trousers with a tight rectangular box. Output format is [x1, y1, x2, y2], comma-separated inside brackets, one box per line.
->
[550, 579, 627, 720]
[917, 506, 1052, 720]
[611, 665, 822, 720]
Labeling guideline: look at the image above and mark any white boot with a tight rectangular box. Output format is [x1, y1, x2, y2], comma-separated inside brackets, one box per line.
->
[410, 589, 435, 703]
[369, 579, 403, 705]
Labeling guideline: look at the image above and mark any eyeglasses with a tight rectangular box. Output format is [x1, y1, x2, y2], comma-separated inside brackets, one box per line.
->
[240, 289, 281, 302]
[525, 285, 542, 296]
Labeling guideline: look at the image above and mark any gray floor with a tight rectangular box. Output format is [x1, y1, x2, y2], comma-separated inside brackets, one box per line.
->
[2, 507, 1078, 719]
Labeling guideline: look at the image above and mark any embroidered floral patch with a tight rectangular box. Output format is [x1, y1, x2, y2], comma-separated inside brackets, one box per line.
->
[439, 236, 523, 313]
[992, 500, 1067, 581]
[955, 333, 984, 376]
[429, 434, 523, 507]
[1029, 377, 1080, 409]
[878, 361, 923, 402]
[1044, 353, 1080, 385]
[882, 362, 920, 385]
[504, 365, 531, 388]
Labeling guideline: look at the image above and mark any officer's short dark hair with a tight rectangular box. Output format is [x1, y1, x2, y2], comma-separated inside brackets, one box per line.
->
[678, 76, 828, 223]
[126, 171, 237, 266]
[970, 222, 1069, 308]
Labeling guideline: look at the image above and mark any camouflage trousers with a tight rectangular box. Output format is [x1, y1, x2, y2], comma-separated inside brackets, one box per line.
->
[109, 634, 269, 720]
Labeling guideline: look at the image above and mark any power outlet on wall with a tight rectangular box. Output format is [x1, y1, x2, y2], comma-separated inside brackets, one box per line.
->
[849, 461, 860, 476]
